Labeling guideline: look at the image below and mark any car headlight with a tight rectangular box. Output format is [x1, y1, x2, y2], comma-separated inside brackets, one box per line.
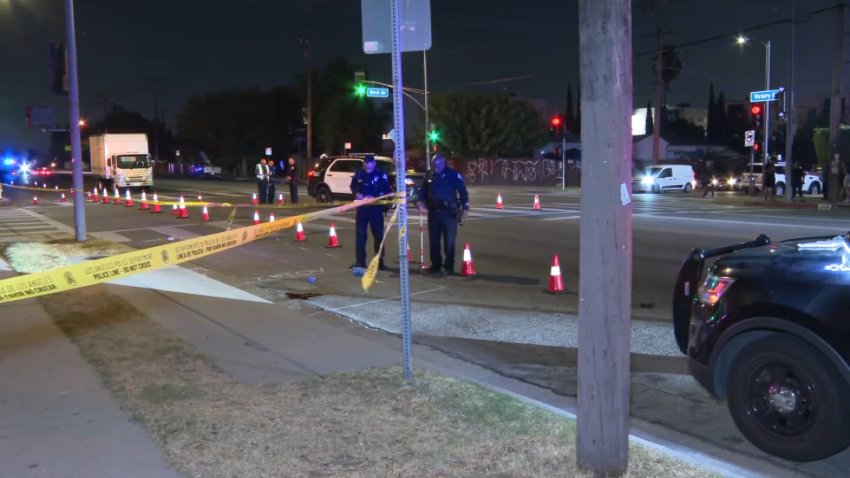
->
[641, 175, 654, 185]
[19, 164, 30, 174]
[404, 178, 414, 186]
[711, 178, 718, 186]
[729, 178, 736, 185]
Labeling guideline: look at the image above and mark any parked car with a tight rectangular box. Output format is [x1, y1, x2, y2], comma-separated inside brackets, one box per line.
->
[673, 233, 850, 461]
[633, 164, 695, 193]
[307, 154, 424, 203]
[774, 162, 821, 196]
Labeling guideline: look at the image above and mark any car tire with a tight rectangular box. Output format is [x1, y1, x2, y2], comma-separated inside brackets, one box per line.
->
[726, 334, 850, 462]
[808, 182, 821, 196]
[683, 183, 693, 193]
[315, 185, 332, 203]
[775, 182, 785, 196]
[651, 184, 661, 194]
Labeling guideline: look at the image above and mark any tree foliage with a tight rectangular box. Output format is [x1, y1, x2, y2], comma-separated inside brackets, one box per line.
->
[429, 91, 547, 158]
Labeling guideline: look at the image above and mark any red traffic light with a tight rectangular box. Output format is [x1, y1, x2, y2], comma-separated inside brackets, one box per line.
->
[551, 116, 562, 127]
[751, 105, 762, 115]
[753, 143, 760, 152]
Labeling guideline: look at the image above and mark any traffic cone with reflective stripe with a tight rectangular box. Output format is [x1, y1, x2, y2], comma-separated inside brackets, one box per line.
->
[140, 191, 150, 210]
[251, 192, 258, 205]
[461, 243, 476, 277]
[407, 243, 412, 262]
[268, 212, 275, 223]
[252, 210, 261, 225]
[327, 223, 340, 248]
[113, 188, 121, 205]
[532, 194, 541, 210]
[201, 206, 210, 221]
[277, 193, 285, 206]
[546, 255, 566, 294]
[496, 193, 504, 209]
[177, 195, 189, 218]
[124, 189, 134, 207]
[32, 195, 39, 205]
[295, 221, 307, 242]
[60, 192, 66, 202]
[102, 188, 110, 204]
[91, 188, 98, 202]
[171, 203, 178, 215]
[150, 193, 162, 213]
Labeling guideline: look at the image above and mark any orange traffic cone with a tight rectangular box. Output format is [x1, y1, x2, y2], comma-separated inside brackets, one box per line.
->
[177, 196, 189, 218]
[277, 193, 285, 206]
[546, 255, 566, 294]
[407, 243, 412, 262]
[295, 221, 307, 242]
[171, 203, 178, 215]
[252, 210, 261, 225]
[201, 206, 210, 221]
[150, 192, 162, 213]
[140, 191, 150, 210]
[91, 188, 98, 202]
[113, 189, 121, 205]
[268, 212, 275, 222]
[32, 195, 39, 205]
[60, 192, 66, 202]
[496, 193, 504, 209]
[461, 243, 476, 277]
[124, 189, 134, 207]
[251, 192, 258, 205]
[327, 223, 340, 248]
[102, 188, 110, 204]
[532, 194, 541, 210]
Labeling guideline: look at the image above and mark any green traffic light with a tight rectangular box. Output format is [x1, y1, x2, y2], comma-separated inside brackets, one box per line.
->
[428, 130, 440, 142]
[355, 84, 367, 97]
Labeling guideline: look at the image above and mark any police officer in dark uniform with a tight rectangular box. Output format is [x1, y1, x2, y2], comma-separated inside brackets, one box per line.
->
[417, 154, 470, 275]
[350, 155, 391, 270]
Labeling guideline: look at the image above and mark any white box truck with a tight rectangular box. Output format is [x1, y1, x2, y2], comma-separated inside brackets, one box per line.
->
[89, 133, 153, 189]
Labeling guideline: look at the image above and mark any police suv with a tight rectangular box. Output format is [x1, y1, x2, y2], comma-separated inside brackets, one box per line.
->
[673, 233, 850, 461]
[307, 154, 424, 203]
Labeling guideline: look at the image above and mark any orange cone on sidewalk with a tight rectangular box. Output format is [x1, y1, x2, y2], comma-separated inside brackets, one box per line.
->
[60, 192, 66, 202]
[461, 243, 476, 277]
[268, 212, 275, 223]
[252, 210, 261, 225]
[150, 193, 162, 213]
[295, 221, 307, 242]
[277, 193, 285, 206]
[496, 193, 504, 209]
[251, 192, 258, 205]
[327, 223, 341, 248]
[201, 206, 210, 221]
[32, 195, 39, 205]
[546, 255, 566, 294]
[140, 191, 150, 210]
[124, 189, 134, 207]
[532, 194, 541, 210]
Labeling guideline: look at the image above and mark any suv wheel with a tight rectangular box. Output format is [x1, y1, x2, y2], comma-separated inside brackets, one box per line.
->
[651, 184, 661, 194]
[726, 334, 850, 461]
[315, 185, 332, 203]
[808, 182, 821, 195]
[683, 183, 693, 193]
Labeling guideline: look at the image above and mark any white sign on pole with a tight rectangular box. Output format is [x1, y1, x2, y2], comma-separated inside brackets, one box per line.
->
[265, 147, 272, 156]
[344, 142, 352, 150]
[744, 130, 755, 148]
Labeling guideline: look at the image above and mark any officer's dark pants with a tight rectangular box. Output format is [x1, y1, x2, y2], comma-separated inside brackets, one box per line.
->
[289, 180, 299, 204]
[428, 209, 458, 272]
[257, 179, 268, 204]
[267, 182, 276, 204]
[355, 206, 384, 267]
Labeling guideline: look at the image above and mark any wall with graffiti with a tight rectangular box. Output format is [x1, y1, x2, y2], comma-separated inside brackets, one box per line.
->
[448, 158, 582, 186]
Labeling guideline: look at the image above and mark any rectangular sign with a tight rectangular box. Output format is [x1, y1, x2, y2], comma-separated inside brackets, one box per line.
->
[361, 0, 432, 54]
[749, 89, 782, 102]
[366, 87, 389, 98]
[744, 130, 755, 147]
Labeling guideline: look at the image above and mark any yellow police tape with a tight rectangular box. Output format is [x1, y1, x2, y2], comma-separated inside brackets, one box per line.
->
[361, 205, 400, 292]
[0, 194, 394, 304]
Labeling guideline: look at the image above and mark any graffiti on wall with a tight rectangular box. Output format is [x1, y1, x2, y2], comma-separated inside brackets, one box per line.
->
[461, 158, 570, 185]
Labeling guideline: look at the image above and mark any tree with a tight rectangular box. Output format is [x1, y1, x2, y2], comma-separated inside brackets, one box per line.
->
[428, 91, 547, 158]
[644, 100, 654, 135]
[715, 92, 727, 144]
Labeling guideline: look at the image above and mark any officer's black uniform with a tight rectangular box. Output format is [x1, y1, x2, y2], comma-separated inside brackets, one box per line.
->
[255, 161, 269, 204]
[286, 162, 299, 203]
[418, 165, 469, 274]
[350, 164, 391, 269]
[266, 163, 276, 204]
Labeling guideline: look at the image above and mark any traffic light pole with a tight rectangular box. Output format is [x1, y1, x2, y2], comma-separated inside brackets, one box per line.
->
[65, 0, 86, 241]
[749, 148, 755, 196]
[763, 41, 771, 166]
[424, 51, 430, 171]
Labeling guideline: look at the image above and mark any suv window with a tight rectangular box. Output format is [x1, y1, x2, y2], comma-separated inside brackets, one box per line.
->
[375, 160, 394, 175]
[330, 159, 361, 173]
[658, 168, 672, 178]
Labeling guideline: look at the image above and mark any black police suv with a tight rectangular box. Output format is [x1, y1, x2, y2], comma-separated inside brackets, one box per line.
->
[673, 233, 850, 462]
[307, 154, 424, 203]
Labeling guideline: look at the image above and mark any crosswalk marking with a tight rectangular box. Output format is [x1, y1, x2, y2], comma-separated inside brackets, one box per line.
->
[0, 208, 74, 242]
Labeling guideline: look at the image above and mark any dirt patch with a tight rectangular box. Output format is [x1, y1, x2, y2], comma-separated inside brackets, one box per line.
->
[2, 239, 133, 273]
[37, 287, 713, 477]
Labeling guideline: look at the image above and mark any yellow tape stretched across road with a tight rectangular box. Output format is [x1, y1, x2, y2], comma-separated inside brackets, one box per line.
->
[0, 194, 393, 304]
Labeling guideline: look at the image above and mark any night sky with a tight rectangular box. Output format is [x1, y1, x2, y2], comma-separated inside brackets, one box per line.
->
[1, 0, 845, 152]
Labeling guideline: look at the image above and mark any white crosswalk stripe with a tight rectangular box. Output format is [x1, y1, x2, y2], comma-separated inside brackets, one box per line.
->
[0, 208, 74, 242]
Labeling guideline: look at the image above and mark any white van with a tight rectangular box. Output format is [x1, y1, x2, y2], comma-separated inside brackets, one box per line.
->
[633, 164, 695, 193]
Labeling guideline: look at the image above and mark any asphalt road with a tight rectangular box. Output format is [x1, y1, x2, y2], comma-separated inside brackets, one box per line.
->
[3, 174, 850, 476]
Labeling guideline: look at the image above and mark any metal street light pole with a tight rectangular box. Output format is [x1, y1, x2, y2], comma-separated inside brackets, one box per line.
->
[764, 40, 771, 167]
[784, 0, 796, 203]
[65, 0, 86, 241]
[424, 51, 430, 171]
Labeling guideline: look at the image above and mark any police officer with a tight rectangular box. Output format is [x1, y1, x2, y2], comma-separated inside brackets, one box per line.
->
[255, 158, 269, 204]
[286, 157, 299, 204]
[417, 154, 470, 275]
[350, 155, 391, 270]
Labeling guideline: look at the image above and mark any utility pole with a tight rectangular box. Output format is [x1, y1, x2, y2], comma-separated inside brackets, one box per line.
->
[65, 0, 86, 241]
[764, 41, 771, 166]
[784, 0, 796, 202]
[651, 7, 662, 164]
[828, 2, 846, 203]
[302, 38, 313, 173]
[423, 51, 431, 171]
[577, 0, 632, 475]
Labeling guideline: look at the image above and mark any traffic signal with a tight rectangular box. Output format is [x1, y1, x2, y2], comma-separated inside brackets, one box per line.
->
[750, 104, 762, 128]
[354, 83, 367, 97]
[428, 129, 440, 143]
[550, 116, 563, 136]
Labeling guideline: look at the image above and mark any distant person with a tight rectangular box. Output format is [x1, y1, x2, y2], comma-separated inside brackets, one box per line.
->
[266, 161, 276, 204]
[286, 157, 298, 204]
[763, 161, 776, 201]
[255, 158, 269, 204]
[698, 167, 714, 198]
[791, 161, 805, 199]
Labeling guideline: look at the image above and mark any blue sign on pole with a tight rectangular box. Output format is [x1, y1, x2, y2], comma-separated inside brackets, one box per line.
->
[366, 87, 390, 98]
[749, 88, 783, 103]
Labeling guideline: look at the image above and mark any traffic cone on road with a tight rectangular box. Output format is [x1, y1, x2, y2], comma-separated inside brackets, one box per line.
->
[60, 192, 66, 203]
[124, 189, 134, 207]
[407, 243, 412, 262]
[32, 195, 39, 205]
[277, 193, 285, 206]
[201, 206, 210, 221]
[268, 212, 275, 223]
[326, 223, 341, 248]
[171, 203, 178, 215]
[140, 191, 150, 210]
[496, 193, 504, 209]
[91, 188, 98, 202]
[177, 195, 189, 218]
[546, 255, 566, 294]
[102, 188, 110, 204]
[532, 194, 541, 210]
[252, 210, 261, 225]
[251, 192, 258, 205]
[150, 193, 162, 213]
[113, 189, 121, 205]
[295, 221, 307, 242]
[461, 243, 476, 277]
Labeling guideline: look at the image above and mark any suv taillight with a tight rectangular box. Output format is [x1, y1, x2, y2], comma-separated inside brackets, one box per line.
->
[698, 272, 734, 306]
[307, 171, 315, 178]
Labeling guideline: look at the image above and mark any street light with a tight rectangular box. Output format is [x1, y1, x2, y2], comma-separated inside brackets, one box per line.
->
[736, 34, 772, 166]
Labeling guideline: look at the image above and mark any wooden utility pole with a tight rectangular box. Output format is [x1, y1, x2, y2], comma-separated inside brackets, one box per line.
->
[577, 0, 633, 475]
[828, 2, 846, 203]
[651, 6, 662, 164]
